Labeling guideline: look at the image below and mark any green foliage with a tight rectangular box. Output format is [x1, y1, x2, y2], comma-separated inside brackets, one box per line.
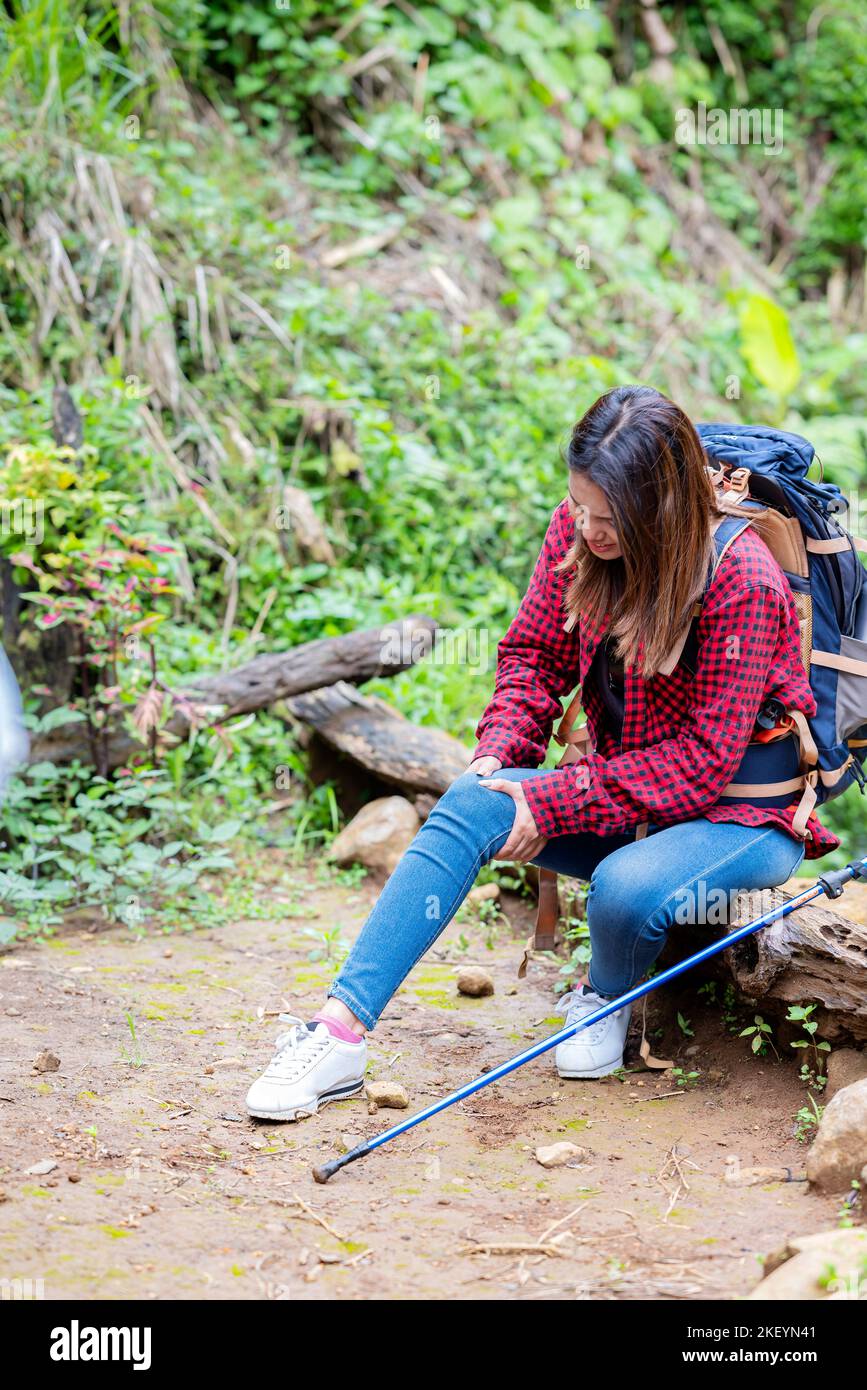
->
[0, 1, 864, 932]
[786, 1002, 831, 1090]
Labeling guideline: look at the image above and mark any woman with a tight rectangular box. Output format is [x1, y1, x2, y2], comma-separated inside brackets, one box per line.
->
[245, 385, 838, 1121]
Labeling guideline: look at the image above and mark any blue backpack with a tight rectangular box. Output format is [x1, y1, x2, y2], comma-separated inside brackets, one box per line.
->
[682, 423, 867, 834]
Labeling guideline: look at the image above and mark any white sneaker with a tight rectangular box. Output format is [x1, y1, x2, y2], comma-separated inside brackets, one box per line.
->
[554, 985, 631, 1079]
[245, 1014, 367, 1121]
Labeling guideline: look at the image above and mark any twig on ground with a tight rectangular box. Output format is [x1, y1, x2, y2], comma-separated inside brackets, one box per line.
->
[285, 1190, 346, 1242]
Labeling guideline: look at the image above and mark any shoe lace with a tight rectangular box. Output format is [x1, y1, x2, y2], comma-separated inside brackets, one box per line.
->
[555, 989, 615, 1043]
[266, 1013, 331, 1080]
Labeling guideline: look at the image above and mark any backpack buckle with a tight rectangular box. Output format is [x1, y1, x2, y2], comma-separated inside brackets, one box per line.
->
[755, 696, 787, 732]
[720, 466, 751, 503]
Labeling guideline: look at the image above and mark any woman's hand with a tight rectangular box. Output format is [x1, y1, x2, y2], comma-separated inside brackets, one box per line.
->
[467, 755, 502, 777]
[478, 776, 548, 863]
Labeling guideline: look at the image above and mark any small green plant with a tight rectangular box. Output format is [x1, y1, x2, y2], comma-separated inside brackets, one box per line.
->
[836, 1180, 862, 1230]
[553, 883, 591, 996]
[670, 1067, 701, 1089]
[721, 984, 740, 1031]
[475, 897, 501, 951]
[786, 1003, 831, 1089]
[819, 1251, 867, 1290]
[739, 1014, 780, 1060]
[676, 1012, 694, 1038]
[699, 980, 741, 1032]
[120, 1011, 144, 1068]
[303, 924, 350, 965]
[793, 1092, 824, 1142]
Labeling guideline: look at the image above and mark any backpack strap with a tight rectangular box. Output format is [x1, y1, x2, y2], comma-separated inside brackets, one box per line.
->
[672, 514, 756, 678]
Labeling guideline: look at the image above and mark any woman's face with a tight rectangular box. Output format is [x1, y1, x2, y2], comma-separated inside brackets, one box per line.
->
[566, 472, 622, 559]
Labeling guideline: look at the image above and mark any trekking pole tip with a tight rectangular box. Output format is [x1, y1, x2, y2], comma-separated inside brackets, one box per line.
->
[312, 1142, 371, 1184]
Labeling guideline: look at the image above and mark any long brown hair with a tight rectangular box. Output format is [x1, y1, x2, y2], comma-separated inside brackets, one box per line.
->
[555, 385, 730, 678]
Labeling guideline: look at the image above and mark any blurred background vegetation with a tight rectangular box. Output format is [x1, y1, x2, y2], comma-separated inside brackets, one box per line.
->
[0, 0, 865, 937]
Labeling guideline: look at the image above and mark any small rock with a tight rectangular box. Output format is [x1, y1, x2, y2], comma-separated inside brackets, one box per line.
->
[684, 1045, 700, 1057]
[364, 1081, 409, 1110]
[330, 797, 421, 877]
[505, 985, 518, 996]
[67, 1173, 81, 1183]
[750, 1227, 867, 1299]
[706, 1069, 725, 1084]
[336, 1133, 363, 1154]
[534, 1142, 589, 1169]
[467, 883, 500, 904]
[428, 1032, 463, 1048]
[163, 948, 173, 959]
[825, 1047, 867, 1101]
[5, 1007, 21, 1017]
[456, 967, 495, 998]
[0, 1188, 7, 1202]
[724, 1158, 803, 1186]
[218, 1112, 244, 1123]
[806, 1077, 867, 1193]
[32, 1049, 60, 1074]
[24, 1159, 58, 1176]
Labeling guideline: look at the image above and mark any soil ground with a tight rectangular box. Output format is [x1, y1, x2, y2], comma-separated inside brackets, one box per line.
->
[1, 857, 864, 1302]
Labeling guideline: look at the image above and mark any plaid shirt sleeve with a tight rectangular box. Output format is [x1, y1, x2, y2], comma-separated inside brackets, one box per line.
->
[520, 577, 788, 839]
[470, 501, 580, 767]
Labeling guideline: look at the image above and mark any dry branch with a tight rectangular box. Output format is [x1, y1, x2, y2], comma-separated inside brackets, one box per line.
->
[28, 615, 439, 770]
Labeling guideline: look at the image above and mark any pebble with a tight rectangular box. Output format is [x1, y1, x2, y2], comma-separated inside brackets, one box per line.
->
[456, 967, 495, 997]
[24, 1159, 58, 1176]
[364, 1081, 409, 1110]
[534, 1142, 589, 1169]
[467, 883, 500, 903]
[32, 1049, 60, 1074]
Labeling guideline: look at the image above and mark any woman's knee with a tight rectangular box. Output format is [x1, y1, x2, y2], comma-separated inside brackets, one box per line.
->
[440, 768, 521, 814]
[585, 850, 670, 953]
[429, 770, 515, 842]
[587, 851, 642, 921]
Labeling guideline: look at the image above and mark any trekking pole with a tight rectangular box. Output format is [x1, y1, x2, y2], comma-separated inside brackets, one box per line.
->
[313, 854, 867, 1182]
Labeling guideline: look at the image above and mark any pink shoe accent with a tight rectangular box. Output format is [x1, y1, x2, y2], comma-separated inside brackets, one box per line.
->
[311, 1012, 364, 1044]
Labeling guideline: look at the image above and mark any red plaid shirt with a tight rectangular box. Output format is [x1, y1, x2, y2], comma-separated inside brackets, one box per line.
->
[471, 498, 840, 860]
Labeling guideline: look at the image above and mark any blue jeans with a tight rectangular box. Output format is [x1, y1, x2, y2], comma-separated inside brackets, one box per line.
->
[327, 769, 806, 1031]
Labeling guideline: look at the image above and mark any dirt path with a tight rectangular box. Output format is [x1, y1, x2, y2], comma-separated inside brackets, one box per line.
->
[1, 856, 860, 1301]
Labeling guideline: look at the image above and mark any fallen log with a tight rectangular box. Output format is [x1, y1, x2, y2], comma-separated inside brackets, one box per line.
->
[284, 680, 470, 800]
[657, 884, 867, 1043]
[28, 615, 439, 769]
[721, 885, 867, 1042]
